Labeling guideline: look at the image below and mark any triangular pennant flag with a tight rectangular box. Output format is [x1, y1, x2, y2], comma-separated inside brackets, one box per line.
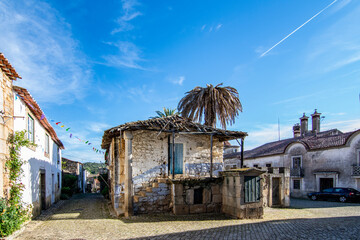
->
[70, 134, 72, 138]
[56, 122, 61, 125]
[66, 128, 70, 131]
[40, 114, 45, 120]
[60, 125, 65, 128]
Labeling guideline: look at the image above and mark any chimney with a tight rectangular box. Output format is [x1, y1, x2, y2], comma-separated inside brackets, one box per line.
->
[293, 123, 300, 138]
[300, 113, 309, 136]
[311, 109, 321, 133]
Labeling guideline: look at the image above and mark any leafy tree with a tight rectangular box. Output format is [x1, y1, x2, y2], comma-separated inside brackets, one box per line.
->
[150, 107, 179, 119]
[177, 83, 242, 129]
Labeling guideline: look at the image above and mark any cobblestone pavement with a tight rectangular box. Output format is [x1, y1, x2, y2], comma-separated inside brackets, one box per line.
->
[15, 193, 360, 240]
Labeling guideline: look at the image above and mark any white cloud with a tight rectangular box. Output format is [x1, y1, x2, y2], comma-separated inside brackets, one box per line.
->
[245, 123, 293, 150]
[102, 41, 145, 70]
[86, 122, 112, 133]
[170, 76, 185, 85]
[215, 24, 222, 31]
[112, 0, 142, 34]
[0, 0, 91, 104]
[322, 119, 360, 132]
[201, 25, 206, 31]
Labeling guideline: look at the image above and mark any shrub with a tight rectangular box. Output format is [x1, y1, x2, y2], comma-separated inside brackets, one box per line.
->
[61, 187, 73, 197]
[60, 194, 70, 200]
[101, 186, 109, 199]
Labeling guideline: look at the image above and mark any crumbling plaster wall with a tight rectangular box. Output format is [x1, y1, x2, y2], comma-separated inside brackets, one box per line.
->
[242, 133, 360, 198]
[131, 130, 224, 184]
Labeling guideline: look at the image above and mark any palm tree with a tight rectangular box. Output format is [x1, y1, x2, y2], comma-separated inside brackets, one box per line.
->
[177, 83, 242, 129]
[150, 107, 179, 119]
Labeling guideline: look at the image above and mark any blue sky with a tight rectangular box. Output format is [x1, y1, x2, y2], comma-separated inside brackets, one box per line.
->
[0, 0, 359, 163]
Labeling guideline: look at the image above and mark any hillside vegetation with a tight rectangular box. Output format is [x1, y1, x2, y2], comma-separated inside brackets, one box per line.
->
[83, 162, 106, 174]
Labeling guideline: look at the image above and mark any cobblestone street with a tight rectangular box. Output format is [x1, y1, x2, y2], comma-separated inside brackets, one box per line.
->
[15, 193, 360, 240]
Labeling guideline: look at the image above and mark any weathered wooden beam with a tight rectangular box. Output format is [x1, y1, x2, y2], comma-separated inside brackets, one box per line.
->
[172, 131, 175, 179]
[210, 134, 213, 179]
[241, 138, 244, 168]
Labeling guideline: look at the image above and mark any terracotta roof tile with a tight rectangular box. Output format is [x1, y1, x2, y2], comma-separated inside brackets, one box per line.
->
[13, 86, 64, 149]
[224, 129, 359, 160]
[0, 53, 21, 80]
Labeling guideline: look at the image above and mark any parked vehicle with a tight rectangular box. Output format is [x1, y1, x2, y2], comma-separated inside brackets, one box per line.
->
[307, 188, 360, 203]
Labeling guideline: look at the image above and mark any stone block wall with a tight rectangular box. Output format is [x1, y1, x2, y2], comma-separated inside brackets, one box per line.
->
[133, 178, 171, 214]
[221, 171, 264, 219]
[260, 167, 290, 208]
[0, 70, 14, 198]
[171, 178, 222, 215]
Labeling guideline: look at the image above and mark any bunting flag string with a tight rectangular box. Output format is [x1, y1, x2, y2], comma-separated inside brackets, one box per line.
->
[14, 93, 105, 155]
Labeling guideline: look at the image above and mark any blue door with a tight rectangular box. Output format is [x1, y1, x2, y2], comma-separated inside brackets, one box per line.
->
[169, 143, 183, 174]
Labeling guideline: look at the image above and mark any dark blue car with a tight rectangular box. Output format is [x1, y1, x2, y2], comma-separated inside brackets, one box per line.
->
[307, 187, 360, 203]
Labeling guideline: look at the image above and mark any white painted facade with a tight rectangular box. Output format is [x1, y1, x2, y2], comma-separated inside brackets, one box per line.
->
[13, 92, 62, 217]
[242, 132, 360, 198]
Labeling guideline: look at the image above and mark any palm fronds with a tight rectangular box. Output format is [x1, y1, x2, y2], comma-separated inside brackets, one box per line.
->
[177, 83, 242, 129]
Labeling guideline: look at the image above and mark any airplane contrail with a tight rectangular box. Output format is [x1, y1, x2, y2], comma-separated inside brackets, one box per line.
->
[260, 0, 338, 58]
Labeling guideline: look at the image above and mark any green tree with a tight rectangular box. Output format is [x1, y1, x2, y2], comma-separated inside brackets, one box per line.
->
[177, 83, 242, 129]
[150, 107, 179, 119]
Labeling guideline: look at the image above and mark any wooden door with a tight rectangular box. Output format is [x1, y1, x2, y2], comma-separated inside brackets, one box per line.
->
[169, 143, 183, 174]
[272, 178, 281, 206]
[320, 178, 333, 192]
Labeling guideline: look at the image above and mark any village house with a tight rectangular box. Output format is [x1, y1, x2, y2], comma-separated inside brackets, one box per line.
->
[0, 53, 21, 199]
[13, 86, 64, 217]
[101, 115, 248, 217]
[224, 110, 360, 199]
[62, 157, 87, 193]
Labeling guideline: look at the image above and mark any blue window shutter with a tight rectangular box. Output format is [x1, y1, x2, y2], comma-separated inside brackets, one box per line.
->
[169, 143, 183, 174]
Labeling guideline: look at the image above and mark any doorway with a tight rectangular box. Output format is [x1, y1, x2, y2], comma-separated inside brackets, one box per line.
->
[272, 178, 281, 206]
[40, 171, 46, 210]
[320, 178, 333, 191]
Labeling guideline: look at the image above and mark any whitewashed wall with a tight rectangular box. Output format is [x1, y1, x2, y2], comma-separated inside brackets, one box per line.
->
[238, 132, 360, 197]
[13, 92, 62, 217]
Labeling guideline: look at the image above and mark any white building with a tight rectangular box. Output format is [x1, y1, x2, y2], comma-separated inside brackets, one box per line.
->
[13, 86, 64, 217]
[224, 110, 360, 199]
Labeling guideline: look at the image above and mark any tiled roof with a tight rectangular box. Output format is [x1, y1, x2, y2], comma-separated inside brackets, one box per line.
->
[224, 129, 360, 160]
[102, 115, 247, 149]
[13, 86, 64, 149]
[0, 53, 21, 80]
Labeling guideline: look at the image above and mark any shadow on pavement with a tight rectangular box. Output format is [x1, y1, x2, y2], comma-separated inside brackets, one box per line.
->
[128, 216, 360, 240]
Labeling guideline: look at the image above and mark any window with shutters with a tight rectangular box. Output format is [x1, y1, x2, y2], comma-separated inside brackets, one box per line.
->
[293, 179, 301, 190]
[244, 176, 261, 203]
[28, 115, 34, 142]
[45, 134, 49, 155]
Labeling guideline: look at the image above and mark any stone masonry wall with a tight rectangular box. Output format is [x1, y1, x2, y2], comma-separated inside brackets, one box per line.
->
[0, 70, 14, 198]
[172, 179, 222, 215]
[133, 178, 171, 214]
[131, 130, 224, 186]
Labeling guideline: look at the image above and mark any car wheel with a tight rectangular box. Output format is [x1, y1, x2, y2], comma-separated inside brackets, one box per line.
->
[339, 196, 347, 203]
[311, 195, 317, 201]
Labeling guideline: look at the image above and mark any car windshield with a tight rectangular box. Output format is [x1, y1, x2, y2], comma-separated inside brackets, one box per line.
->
[333, 188, 344, 193]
